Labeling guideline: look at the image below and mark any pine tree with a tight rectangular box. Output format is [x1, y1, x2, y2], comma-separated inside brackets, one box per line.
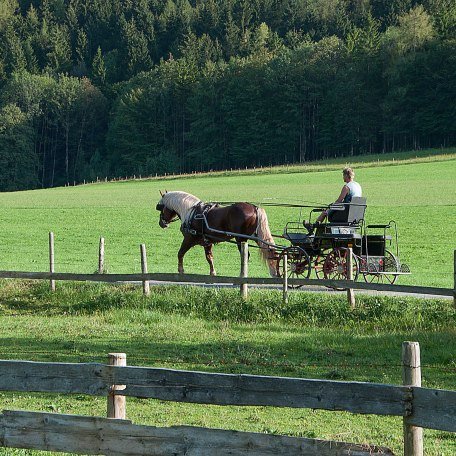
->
[92, 46, 106, 85]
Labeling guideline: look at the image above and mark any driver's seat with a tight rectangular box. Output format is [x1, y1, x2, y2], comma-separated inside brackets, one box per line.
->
[328, 197, 367, 226]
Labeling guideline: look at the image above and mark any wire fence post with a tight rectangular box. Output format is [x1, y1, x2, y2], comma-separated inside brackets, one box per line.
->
[98, 237, 105, 274]
[402, 341, 423, 456]
[347, 248, 355, 309]
[240, 242, 248, 299]
[107, 353, 126, 419]
[453, 250, 456, 309]
[140, 244, 150, 296]
[49, 232, 55, 292]
[282, 252, 288, 304]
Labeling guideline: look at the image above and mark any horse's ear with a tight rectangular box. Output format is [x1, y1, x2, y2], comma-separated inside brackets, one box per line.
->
[165, 189, 168, 193]
[159, 190, 164, 197]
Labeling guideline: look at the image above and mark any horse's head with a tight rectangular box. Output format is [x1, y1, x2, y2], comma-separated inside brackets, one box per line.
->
[156, 191, 178, 229]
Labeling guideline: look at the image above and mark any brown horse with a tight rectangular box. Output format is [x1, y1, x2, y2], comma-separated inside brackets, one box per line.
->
[156, 191, 278, 276]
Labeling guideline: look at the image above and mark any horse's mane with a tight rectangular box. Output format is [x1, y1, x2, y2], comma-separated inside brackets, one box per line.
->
[162, 191, 201, 220]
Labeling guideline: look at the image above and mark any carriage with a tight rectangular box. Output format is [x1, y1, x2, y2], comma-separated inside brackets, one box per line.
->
[156, 191, 410, 288]
[276, 197, 411, 287]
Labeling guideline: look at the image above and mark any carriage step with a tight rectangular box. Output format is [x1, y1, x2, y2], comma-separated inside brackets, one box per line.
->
[400, 263, 411, 273]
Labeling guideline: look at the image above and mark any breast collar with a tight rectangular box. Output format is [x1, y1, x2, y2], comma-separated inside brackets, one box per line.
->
[182, 202, 216, 236]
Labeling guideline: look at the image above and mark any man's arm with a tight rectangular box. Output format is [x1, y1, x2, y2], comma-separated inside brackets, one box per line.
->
[334, 185, 349, 203]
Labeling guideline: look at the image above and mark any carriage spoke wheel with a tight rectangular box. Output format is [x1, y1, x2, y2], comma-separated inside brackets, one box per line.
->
[276, 246, 311, 289]
[323, 247, 359, 291]
[314, 251, 330, 280]
[363, 250, 399, 285]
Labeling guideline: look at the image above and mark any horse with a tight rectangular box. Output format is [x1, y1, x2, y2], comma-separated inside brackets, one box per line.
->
[155, 191, 278, 277]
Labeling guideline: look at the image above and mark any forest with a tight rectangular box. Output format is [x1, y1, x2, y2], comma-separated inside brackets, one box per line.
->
[0, 0, 455, 191]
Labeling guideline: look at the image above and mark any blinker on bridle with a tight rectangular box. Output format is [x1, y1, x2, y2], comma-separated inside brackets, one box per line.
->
[157, 203, 179, 225]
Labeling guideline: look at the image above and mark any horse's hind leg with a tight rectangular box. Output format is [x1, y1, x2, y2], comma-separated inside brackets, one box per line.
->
[204, 244, 216, 276]
[178, 237, 194, 274]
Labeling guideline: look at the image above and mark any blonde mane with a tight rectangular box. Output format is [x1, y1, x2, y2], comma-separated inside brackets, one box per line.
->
[160, 191, 201, 222]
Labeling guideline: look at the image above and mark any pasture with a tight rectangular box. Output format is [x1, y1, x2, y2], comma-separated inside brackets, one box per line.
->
[0, 282, 455, 455]
[0, 149, 454, 287]
[0, 149, 455, 455]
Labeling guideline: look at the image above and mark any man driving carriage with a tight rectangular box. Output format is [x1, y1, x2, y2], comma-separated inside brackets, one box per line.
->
[304, 167, 362, 233]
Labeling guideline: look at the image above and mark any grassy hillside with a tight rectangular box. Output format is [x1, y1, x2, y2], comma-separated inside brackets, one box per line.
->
[0, 149, 454, 287]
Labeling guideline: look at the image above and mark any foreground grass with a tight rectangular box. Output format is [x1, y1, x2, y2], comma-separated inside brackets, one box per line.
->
[0, 281, 454, 455]
[0, 149, 455, 287]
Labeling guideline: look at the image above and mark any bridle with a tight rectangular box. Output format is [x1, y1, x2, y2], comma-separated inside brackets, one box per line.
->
[156, 203, 179, 227]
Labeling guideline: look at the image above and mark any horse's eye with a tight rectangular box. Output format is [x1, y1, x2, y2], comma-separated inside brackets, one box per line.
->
[156, 204, 164, 211]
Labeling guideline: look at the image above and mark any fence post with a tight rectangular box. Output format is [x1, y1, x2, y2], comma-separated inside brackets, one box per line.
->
[347, 248, 355, 309]
[453, 250, 456, 308]
[98, 237, 105, 274]
[240, 242, 248, 299]
[107, 353, 126, 419]
[140, 244, 150, 296]
[282, 252, 288, 305]
[402, 341, 423, 456]
[49, 232, 55, 292]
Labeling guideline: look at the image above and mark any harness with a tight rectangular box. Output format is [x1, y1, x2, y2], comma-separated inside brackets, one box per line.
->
[181, 202, 217, 244]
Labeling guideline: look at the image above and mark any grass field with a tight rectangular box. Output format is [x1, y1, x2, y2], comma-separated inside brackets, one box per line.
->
[0, 281, 454, 455]
[0, 149, 455, 455]
[0, 149, 454, 287]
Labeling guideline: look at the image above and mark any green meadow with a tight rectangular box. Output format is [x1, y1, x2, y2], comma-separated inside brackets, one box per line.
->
[0, 282, 454, 455]
[0, 149, 455, 287]
[0, 150, 455, 455]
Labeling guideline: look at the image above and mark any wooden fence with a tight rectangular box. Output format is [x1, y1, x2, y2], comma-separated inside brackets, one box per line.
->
[1, 234, 453, 307]
[2, 234, 455, 305]
[0, 343, 455, 455]
[0, 268, 453, 298]
[0, 410, 393, 456]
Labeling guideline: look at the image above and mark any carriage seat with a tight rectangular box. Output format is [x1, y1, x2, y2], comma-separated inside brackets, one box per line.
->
[283, 232, 313, 245]
[327, 197, 367, 226]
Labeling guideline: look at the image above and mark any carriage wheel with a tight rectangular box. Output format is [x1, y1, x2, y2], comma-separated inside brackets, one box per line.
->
[276, 246, 311, 288]
[314, 251, 329, 280]
[323, 247, 359, 291]
[363, 250, 399, 285]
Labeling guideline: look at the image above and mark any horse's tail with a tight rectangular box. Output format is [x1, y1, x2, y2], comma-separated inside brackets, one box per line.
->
[256, 207, 278, 277]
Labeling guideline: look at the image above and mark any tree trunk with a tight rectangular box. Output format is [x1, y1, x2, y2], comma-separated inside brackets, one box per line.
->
[65, 113, 70, 184]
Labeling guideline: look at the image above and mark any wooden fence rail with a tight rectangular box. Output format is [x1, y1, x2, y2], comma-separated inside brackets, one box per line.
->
[0, 270, 452, 297]
[0, 359, 454, 433]
[0, 410, 393, 456]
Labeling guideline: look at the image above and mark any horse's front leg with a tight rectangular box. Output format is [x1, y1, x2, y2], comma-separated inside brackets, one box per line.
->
[178, 237, 194, 274]
[204, 244, 216, 276]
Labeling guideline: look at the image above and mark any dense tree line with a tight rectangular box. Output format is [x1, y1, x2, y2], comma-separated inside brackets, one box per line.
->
[0, 0, 455, 189]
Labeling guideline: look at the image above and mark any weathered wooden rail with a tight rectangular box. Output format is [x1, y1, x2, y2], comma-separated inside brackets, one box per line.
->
[0, 360, 411, 416]
[0, 343, 455, 455]
[0, 269, 453, 297]
[0, 410, 393, 456]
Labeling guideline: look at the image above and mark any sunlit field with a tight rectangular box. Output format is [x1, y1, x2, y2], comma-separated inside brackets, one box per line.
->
[0, 150, 455, 455]
[0, 281, 454, 456]
[0, 150, 454, 287]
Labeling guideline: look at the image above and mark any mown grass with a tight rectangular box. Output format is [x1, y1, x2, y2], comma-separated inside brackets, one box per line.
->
[0, 281, 454, 455]
[0, 149, 454, 287]
[0, 149, 455, 455]
[151, 147, 456, 181]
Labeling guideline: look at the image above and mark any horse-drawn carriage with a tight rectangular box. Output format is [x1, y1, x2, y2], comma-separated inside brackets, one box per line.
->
[156, 191, 410, 288]
[277, 197, 410, 287]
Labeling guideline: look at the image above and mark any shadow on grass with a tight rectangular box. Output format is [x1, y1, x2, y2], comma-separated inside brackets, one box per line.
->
[1, 328, 455, 387]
